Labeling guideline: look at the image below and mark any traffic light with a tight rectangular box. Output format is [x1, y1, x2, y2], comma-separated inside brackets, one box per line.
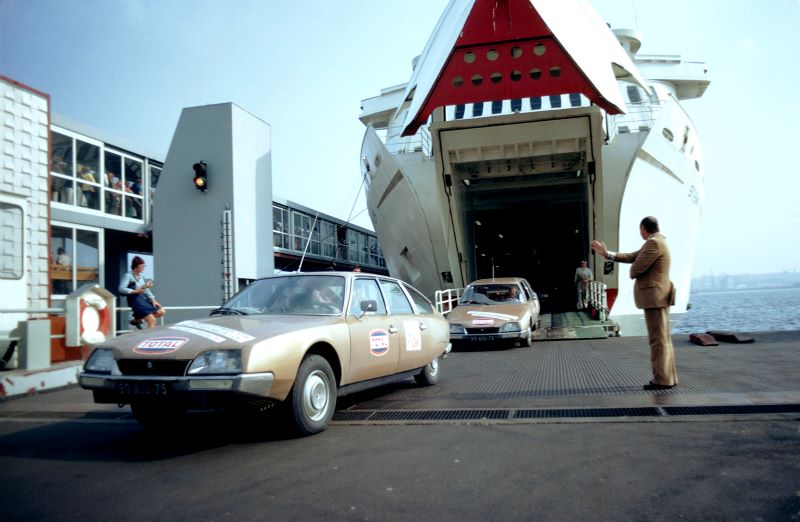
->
[193, 162, 208, 192]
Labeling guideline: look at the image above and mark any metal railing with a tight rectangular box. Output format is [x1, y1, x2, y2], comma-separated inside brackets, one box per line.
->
[587, 281, 608, 321]
[434, 288, 463, 315]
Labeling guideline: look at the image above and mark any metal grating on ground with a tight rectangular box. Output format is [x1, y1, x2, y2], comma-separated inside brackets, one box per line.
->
[367, 409, 509, 421]
[332, 404, 800, 423]
[664, 404, 800, 416]
[513, 407, 660, 419]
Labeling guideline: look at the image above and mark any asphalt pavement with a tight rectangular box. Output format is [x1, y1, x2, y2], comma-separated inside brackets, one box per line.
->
[1, 330, 799, 520]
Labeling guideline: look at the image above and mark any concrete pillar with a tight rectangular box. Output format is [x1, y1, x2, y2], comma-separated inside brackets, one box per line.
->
[18, 318, 51, 370]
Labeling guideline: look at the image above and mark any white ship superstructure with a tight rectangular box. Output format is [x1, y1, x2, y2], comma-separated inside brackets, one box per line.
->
[359, 0, 709, 335]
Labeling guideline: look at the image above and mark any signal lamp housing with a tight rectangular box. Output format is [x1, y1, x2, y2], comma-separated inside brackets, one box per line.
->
[193, 162, 208, 192]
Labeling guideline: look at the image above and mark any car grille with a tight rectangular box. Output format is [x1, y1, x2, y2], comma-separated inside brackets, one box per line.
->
[466, 327, 500, 334]
[117, 359, 191, 376]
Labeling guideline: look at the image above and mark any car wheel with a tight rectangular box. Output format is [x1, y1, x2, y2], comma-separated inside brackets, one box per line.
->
[415, 357, 439, 386]
[131, 402, 186, 430]
[287, 355, 336, 436]
[520, 326, 532, 348]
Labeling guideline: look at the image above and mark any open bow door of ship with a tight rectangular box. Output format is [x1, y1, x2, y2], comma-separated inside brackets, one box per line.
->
[431, 108, 604, 314]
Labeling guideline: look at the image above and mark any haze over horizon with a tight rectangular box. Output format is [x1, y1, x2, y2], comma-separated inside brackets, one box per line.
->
[2, 0, 797, 277]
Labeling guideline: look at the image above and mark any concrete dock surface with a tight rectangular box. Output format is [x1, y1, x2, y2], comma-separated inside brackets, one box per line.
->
[0, 330, 798, 520]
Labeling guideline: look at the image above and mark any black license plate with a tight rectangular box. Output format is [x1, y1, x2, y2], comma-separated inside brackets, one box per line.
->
[116, 381, 169, 397]
[476, 336, 491, 342]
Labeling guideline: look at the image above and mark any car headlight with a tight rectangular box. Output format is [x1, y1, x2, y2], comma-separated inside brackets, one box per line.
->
[449, 324, 466, 335]
[188, 350, 242, 375]
[84, 348, 117, 374]
[499, 322, 521, 333]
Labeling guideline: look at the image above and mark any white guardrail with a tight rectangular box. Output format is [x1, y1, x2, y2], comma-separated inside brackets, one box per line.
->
[587, 281, 608, 321]
[434, 288, 463, 315]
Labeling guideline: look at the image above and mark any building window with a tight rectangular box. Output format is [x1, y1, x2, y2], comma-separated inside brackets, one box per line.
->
[472, 102, 484, 117]
[491, 100, 503, 114]
[148, 165, 162, 222]
[627, 85, 642, 103]
[569, 93, 582, 107]
[0, 202, 23, 279]
[50, 224, 101, 296]
[50, 131, 74, 204]
[50, 127, 149, 222]
[124, 157, 144, 219]
[510, 99, 522, 112]
[530, 97, 541, 110]
[549, 95, 562, 108]
[273, 205, 290, 249]
[455, 104, 465, 120]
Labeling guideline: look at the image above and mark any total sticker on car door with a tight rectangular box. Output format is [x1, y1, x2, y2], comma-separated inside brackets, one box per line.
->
[403, 321, 422, 351]
[369, 329, 389, 356]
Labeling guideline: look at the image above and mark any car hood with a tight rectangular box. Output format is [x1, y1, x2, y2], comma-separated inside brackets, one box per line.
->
[97, 314, 344, 359]
[448, 304, 529, 325]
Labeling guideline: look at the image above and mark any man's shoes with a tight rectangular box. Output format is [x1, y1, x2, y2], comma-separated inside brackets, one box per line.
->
[643, 382, 675, 390]
[129, 319, 143, 330]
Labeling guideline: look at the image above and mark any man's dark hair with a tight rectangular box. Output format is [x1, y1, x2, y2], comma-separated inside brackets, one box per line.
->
[640, 216, 660, 234]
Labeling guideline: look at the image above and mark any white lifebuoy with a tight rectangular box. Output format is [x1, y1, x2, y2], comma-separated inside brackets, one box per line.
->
[80, 293, 110, 344]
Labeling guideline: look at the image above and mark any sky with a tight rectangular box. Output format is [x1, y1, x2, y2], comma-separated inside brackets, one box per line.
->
[2, 0, 799, 277]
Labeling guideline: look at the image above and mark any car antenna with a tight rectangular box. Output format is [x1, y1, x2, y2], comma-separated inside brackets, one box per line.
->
[297, 211, 320, 272]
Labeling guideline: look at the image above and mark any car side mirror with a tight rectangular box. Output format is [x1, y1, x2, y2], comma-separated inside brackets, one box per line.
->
[360, 300, 377, 313]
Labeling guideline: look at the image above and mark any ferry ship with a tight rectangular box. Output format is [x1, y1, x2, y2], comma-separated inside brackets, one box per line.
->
[358, 0, 709, 336]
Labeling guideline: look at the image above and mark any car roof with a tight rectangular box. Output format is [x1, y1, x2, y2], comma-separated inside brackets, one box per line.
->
[468, 277, 526, 286]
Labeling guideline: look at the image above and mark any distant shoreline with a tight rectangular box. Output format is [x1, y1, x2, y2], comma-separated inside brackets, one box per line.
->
[691, 285, 799, 296]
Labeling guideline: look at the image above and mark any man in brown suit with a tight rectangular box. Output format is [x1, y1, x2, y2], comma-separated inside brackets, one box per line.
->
[591, 216, 677, 390]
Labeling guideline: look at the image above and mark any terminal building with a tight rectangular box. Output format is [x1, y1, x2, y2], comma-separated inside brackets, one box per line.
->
[0, 75, 385, 371]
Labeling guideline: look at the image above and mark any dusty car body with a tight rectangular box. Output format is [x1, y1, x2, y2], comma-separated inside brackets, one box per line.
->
[448, 277, 540, 347]
[79, 272, 450, 435]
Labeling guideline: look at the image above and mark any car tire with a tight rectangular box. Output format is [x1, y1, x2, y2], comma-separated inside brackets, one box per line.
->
[131, 402, 186, 430]
[415, 357, 439, 386]
[287, 355, 336, 436]
[520, 326, 533, 348]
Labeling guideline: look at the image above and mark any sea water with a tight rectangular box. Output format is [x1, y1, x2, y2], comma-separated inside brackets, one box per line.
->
[673, 286, 800, 334]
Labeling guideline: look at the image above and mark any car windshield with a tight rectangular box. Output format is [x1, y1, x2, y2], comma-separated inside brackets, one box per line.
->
[460, 284, 522, 305]
[215, 275, 346, 316]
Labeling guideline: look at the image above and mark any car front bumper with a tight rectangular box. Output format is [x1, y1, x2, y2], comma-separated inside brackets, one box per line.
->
[79, 372, 275, 404]
[450, 330, 527, 342]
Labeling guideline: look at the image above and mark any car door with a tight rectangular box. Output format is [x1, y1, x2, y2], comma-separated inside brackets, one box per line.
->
[345, 277, 400, 383]
[398, 284, 449, 369]
[379, 279, 429, 373]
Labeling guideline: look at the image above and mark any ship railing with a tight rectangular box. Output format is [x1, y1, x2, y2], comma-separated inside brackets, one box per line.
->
[381, 123, 434, 157]
[434, 288, 463, 315]
[587, 281, 608, 321]
[606, 102, 661, 141]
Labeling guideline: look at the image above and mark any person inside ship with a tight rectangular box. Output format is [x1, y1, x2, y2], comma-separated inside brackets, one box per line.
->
[574, 260, 593, 310]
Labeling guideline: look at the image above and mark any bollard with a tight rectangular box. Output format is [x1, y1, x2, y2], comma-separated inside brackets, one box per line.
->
[18, 318, 51, 370]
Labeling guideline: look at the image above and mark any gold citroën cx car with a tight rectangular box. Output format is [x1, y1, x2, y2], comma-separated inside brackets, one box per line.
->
[79, 272, 451, 435]
[447, 277, 540, 348]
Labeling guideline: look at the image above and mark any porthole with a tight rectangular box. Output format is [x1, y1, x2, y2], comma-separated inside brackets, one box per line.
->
[471, 74, 483, 86]
[529, 68, 542, 80]
[464, 52, 476, 64]
[511, 46, 522, 58]
[695, 160, 700, 171]
[453, 76, 464, 88]
[486, 49, 499, 61]
[510, 70, 522, 82]
[662, 128, 674, 142]
[534, 43, 546, 56]
[549, 66, 561, 78]
[490, 72, 502, 84]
